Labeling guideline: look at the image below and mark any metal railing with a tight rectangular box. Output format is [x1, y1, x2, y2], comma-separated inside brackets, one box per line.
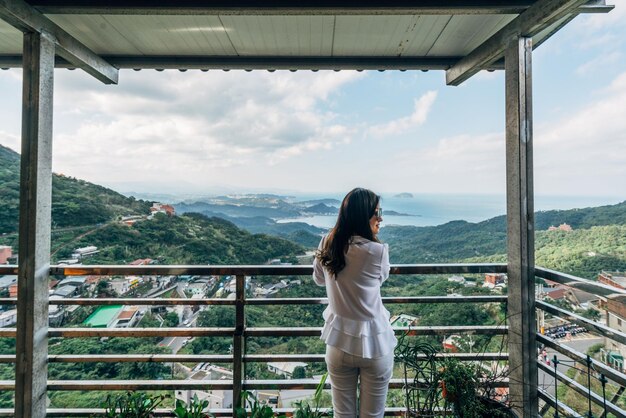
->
[0, 263, 624, 416]
[0, 263, 509, 416]
[534, 268, 626, 417]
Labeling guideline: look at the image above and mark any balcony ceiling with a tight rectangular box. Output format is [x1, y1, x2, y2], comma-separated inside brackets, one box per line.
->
[0, 0, 612, 71]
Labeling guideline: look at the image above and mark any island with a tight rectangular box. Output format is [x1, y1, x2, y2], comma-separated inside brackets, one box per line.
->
[393, 193, 413, 198]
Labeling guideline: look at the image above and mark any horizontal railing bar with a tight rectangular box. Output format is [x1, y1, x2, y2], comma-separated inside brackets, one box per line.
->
[537, 387, 581, 418]
[0, 267, 17, 275]
[48, 327, 236, 337]
[44, 352, 509, 364]
[0, 295, 509, 307]
[537, 361, 625, 418]
[535, 266, 626, 299]
[49, 298, 236, 306]
[248, 295, 508, 305]
[0, 325, 509, 339]
[536, 300, 626, 345]
[537, 334, 626, 388]
[44, 263, 507, 276]
[48, 354, 234, 363]
[0, 379, 509, 391]
[246, 325, 507, 337]
[0, 407, 410, 417]
[0, 377, 509, 392]
[0, 355, 14, 364]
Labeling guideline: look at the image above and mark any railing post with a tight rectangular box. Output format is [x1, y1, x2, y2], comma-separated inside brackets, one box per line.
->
[15, 31, 55, 418]
[233, 274, 246, 415]
[505, 36, 538, 416]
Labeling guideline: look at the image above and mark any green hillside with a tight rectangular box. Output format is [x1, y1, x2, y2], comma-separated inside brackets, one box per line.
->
[53, 212, 303, 264]
[0, 144, 151, 234]
[0, 143, 303, 264]
[381, 204, 626, 279]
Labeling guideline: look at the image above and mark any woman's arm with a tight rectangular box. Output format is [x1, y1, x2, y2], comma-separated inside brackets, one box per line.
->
[312, 237, 326, 286]
[380, 243, 390, 283]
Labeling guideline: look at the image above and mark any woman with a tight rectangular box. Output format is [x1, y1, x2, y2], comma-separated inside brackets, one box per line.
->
[313, 188, 396, 418]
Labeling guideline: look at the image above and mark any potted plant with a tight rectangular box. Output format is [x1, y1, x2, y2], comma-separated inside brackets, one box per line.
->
[173, 394, 214, 418]
[235, 390, 284, 418]
[101, 391, 167, 418]
[438, 358, 514, 418]
[292, 373, 330, 418]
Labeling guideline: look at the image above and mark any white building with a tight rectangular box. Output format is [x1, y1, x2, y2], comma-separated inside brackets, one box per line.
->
[71, 246, 99, 259]
[267, 362, 308, 378]
[0, 309, 17, 327]
[176, 366, 234, 409]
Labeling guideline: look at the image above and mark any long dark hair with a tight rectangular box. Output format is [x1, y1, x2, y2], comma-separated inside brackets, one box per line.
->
[316, 188, 380, 277]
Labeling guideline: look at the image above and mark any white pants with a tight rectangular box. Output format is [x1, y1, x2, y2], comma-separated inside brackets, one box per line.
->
[325, 345, 394, 418]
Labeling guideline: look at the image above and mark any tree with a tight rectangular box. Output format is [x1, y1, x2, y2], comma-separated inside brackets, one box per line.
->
[163, 312, 180, 327]
[292, 366, 306, 379]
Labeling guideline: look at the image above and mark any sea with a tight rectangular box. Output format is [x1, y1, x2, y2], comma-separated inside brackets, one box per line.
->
[276, 194, 624, 229]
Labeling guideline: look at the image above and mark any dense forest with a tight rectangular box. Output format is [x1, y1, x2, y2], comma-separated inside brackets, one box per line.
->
[381, 204, 626, 279]
[51, 212, 304, 265]
[0, 144, 150, 234]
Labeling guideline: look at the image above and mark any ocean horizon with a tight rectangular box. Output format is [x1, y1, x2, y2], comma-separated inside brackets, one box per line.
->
[277, 193, 624, 229]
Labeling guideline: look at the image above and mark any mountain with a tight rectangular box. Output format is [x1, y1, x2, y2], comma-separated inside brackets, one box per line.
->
[303, 203, 337, 214]
[0, 143, 304, 264]
[380, 201, 626, 279]
[0, 144, 151, 234]
[174, 201, 300, 219]
[180, 212, 325, 248]
[52, 212, 304, 265]
[173, 196, 331, 247]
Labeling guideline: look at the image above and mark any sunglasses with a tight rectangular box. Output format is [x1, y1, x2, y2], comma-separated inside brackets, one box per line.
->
[373, 208, 383, 218]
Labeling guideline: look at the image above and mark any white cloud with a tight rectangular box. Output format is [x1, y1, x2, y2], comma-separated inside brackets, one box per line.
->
[0, 131, 19, 153]
[386, 71, 626, 196]
[367, 90, 437, 138]
[533, 71, 626, 194]
[576, 51, 621, 75]
[389, 133, 505, 194]
[49, 70, 364, 188]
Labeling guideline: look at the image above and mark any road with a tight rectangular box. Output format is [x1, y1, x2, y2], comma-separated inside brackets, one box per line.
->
[537, 335, 603, 397]
[159, 309, 202, 354]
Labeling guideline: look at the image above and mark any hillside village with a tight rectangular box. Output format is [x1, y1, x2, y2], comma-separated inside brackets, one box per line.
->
[2, 238, 625, 408]
[0, 142, 624, 410]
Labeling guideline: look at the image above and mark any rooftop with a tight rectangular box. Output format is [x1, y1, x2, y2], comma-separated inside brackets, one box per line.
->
[83, 305, 123, 328]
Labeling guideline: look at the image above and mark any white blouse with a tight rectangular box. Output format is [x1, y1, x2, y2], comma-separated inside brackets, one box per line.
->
[313, 235, 396, 359]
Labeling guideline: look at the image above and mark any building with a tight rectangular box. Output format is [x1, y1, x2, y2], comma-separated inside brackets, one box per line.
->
[605, 298, 625, 372]
[129, 258, 153, 266]
[0, 275, 17, 294]
[83, 306, 123, 328]
[176, 366, 234, 409]
[56, 276, 88, 290]
[484, 273, 507, 287]
[71, 246, 99, 259]
[53, 285, 78, 298]
[186, 281, 208, 296]
[0, 246, 12, 264]
[448, 275, 465, 284]
[115, 307, 140, 327]
[390, 314, 418, 328]
[0, 309, 17, 327]
[547, 223, 573, 232]
[150, 203, 176, 216]
[48, 295, 65, 327]
[598, 271, 626, 290]
[278, 389, 315, 408]
[109, 276, 143, 295]
[267, 362, 308, 378]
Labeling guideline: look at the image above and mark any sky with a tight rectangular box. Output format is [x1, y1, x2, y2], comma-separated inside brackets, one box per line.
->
[0, 7, 625, 200]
